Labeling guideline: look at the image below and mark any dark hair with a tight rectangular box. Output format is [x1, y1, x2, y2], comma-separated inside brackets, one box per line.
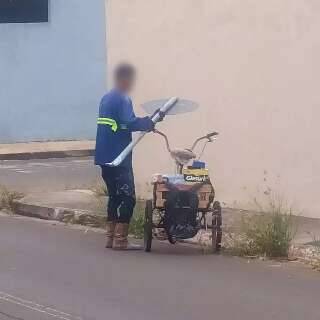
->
[114, 63, 136, 81]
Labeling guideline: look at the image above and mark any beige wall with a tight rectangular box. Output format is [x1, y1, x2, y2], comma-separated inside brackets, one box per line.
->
[106, 0, 320, 218]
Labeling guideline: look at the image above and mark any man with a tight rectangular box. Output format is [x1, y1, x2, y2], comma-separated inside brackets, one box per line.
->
[95, 63, 154, 250]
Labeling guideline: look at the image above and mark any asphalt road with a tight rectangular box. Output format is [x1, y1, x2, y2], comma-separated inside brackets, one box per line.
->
[0, 214, 319, 320]
[0, 157, 99, 192]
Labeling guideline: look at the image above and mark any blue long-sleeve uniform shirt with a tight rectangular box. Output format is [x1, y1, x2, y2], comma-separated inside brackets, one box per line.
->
[95, 89, 153, 168]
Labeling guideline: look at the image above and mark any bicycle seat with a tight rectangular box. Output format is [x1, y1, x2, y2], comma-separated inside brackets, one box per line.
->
[170, 148, 196, 165]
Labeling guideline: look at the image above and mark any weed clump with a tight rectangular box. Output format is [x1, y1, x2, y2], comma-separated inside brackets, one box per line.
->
[129, 200, 145, 239]
[0, 186, 24, 213]
[225, 195, 296, 258]
[91, 181, 108, 197]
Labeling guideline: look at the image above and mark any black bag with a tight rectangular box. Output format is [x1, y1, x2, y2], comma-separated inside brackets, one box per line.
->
[164, 189, 200, 239]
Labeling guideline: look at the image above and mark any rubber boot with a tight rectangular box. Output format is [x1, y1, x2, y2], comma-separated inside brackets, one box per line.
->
[105, 221, 116, 248]
[113, 223, 142, 250]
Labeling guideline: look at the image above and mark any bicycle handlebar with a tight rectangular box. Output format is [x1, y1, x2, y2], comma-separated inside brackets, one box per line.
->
[190, 132, 218, 151]
[154, 130, 218, 158]
[206, 132, 219, 138]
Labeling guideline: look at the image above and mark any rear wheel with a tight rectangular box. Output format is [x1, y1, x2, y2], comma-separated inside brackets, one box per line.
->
[144, 200, 153, 252]
[211, 201, 222, 253]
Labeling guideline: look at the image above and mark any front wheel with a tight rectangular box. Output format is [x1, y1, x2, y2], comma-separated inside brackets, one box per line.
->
[211, 201, 222, 253]
[144, 200, 153, 252]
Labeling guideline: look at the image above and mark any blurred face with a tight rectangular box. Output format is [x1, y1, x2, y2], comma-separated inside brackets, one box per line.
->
[116, 74, 136, 93]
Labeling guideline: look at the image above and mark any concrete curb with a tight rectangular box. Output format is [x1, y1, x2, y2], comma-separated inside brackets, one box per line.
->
[13, 199, 106, 228]
[0, 149, 94, 161]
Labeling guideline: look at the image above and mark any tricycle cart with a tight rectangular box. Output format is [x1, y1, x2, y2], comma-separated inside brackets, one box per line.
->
[144, 130, 222, 253]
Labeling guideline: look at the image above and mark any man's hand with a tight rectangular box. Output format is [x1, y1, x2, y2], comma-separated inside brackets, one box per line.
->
[146, 117, 155, 132]
[147, 109, 166, 132]
[150, 108, 165, 122]
[157, 111, 165, 122]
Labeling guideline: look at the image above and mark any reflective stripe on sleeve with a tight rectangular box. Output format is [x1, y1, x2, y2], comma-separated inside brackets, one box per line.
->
[97, 118, 118, 132]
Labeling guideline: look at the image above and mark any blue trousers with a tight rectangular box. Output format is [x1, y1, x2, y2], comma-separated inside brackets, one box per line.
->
[101, 166, 136, 223]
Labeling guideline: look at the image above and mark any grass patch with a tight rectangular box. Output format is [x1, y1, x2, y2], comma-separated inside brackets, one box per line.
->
[129, 200, 145, 239]
[91, 180, 108, 197]
[225, 195, 296, 258]
[90, 180, 109, 216]
[0, 186, 24, 213]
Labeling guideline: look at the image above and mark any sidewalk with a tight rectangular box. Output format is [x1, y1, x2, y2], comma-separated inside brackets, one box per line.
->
[11, 189, 320, 245]
[0, 140, 95, 160]
[13, 189, 106, 228]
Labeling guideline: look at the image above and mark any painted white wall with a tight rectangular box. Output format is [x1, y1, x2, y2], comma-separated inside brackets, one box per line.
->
[107, 0, 320, 218]
[0, 0, 107, 142]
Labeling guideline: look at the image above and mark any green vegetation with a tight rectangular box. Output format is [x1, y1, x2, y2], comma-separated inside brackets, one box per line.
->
[91, 180, 108, 197]
[129, 200, 145, 239]
[0, 185, 24, 213]
[226, 195, 296, 258]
